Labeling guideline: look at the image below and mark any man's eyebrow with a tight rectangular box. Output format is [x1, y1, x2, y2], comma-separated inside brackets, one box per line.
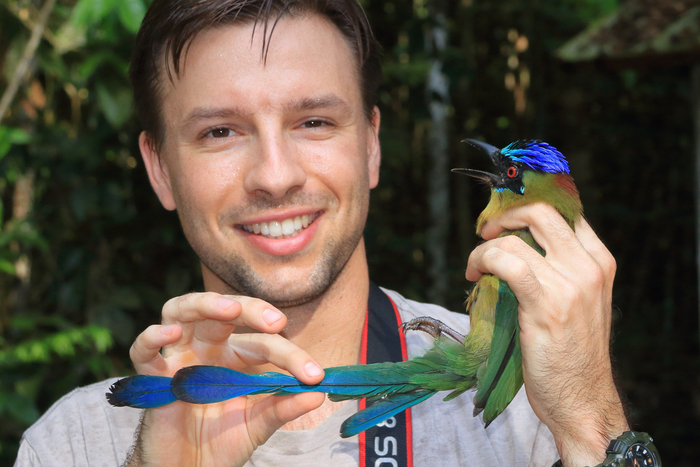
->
[288, 95, 351, 112]
[182, 107, 249, 126]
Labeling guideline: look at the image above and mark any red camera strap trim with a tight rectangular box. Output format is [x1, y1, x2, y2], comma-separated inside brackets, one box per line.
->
[358, 282, 413, 467]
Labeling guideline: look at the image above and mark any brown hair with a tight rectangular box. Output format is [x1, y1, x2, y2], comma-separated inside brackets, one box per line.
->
[129, 0, 383, 154]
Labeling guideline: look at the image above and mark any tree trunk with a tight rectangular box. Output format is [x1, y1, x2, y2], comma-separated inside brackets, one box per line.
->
[425, 4, 450, 306]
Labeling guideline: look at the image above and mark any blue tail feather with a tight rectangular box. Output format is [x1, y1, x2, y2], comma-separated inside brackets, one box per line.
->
[106, 375, 177, 409]
[282, 365, 415, 399]
[171, 365, 300, 404]
[339, 390, 435, 438]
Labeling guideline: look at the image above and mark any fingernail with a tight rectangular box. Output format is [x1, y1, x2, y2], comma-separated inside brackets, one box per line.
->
[160, 324, 177, 335]
[218, 297, 236, 310]
[304, 361, 323, 377]
[262, 308, 283, 325]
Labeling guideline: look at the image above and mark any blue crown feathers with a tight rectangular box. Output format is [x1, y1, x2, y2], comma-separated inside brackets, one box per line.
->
[501, 140, 569, 174]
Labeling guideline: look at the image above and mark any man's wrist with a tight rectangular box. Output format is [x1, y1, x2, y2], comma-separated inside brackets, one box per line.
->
[554, 409, 629, 467]
[553, 431, 660, 467]
[550, 374, 629, 467]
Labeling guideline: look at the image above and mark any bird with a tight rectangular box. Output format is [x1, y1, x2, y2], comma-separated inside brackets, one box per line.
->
[107, 138, 583, 437]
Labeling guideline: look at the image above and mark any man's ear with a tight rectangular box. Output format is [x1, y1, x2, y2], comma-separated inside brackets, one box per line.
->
[368, 106, 381, 189]
[139, 132, 177, 211]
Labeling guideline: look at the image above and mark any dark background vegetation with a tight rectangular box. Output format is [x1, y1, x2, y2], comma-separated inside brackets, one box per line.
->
[0, 0, 697, 464]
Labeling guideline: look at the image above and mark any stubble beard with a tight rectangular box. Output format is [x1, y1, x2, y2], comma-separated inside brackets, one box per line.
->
[179, 189, 370, 309]
[199, 223, 365, 308]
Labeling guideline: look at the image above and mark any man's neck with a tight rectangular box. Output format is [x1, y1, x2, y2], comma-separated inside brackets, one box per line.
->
[211, 239, 370, 370]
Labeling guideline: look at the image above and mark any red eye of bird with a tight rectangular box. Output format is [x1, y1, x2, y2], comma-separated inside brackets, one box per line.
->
[507, 166, 517, 178]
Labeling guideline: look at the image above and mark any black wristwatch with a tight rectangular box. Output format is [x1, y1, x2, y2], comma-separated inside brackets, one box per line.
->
[551, 431, 661, 467]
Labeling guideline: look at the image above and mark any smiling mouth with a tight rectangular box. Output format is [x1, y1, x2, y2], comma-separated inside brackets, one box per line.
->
[238, 212, 321, 239]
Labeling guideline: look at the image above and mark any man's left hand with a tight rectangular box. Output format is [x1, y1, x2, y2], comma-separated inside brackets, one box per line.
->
[466, 203, 628, 467]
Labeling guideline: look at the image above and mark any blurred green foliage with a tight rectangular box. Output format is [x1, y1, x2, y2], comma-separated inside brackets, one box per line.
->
[0, 0, 697, 465]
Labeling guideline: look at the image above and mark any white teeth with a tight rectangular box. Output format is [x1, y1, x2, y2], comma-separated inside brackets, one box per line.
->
[269, 221, 282, 237]
[241, 212, 319, 239]
[282, 218, 295, 235]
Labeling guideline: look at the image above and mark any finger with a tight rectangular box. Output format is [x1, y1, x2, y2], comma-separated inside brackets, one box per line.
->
[480, 203, 590, 269]
[574, 217, 617, 280]
[229, 333, 325, 384]
[219, 295, 287, 333]
[187, 297, 287, 347]
[247, 392, 326, 447]
[130, 324, 183, 375]
[465, 243, 545, 310]
[479, 203, 559, 239]
[161, 292, 244, 325]
[466, 235, 551, 283]
[162, 293, 286, 333]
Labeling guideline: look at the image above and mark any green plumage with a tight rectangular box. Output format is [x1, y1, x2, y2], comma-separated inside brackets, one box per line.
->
[328, 139, 583, 431]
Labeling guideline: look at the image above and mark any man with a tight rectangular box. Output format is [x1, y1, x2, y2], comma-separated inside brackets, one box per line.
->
[15, 0, 628, 466]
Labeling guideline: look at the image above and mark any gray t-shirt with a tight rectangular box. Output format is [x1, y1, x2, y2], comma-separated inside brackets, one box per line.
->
[15, 288, 559, 466]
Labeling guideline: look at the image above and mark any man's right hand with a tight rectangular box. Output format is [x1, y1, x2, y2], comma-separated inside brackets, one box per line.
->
[124, 293, 326, 467]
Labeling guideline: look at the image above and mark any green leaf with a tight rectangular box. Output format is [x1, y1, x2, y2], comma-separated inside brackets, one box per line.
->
[118, 0, 146, 34]
[0, 261, 15, 276]
[0, 326, 114, 367]
[89, 326, 114, 353]
[54, 21, 87, 54]
[0, 126, 31, 160]
[96, 82, 133, 128]
[71, 0, 118, 28]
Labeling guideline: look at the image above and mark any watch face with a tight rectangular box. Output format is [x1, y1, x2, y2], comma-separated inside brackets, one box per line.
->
[624, 443, 656, 466]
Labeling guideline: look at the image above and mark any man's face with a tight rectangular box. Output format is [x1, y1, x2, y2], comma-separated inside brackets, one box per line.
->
[141, 14, 381, 307]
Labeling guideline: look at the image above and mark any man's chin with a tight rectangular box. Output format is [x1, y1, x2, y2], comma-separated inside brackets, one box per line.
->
[199, 226, 363, 309]
[262, 287, 328, 309]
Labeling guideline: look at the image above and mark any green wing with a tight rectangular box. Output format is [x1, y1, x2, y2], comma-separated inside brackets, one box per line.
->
[471, 228, 544, 427]
[472, 279, 523, 427]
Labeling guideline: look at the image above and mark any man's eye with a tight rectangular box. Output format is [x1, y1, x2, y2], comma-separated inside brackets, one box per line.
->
[303, 120, 327, 128]
[209, 128, 231, 138]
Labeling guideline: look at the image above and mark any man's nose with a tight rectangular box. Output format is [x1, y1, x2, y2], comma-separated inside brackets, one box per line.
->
[243, 130, 307, 199]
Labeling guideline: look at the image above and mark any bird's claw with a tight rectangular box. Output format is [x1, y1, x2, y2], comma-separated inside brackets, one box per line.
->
[400, 317, 465, 345]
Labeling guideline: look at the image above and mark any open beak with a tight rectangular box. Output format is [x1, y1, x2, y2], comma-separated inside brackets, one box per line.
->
[451, 168, 500, 186]
[452, 139, 502, 186]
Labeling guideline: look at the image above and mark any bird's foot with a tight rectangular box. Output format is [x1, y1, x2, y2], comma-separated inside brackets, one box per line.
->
[400, 317, 465, 344]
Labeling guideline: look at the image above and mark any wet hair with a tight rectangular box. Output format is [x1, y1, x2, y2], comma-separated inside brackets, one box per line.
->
[129, 0, 383, 154]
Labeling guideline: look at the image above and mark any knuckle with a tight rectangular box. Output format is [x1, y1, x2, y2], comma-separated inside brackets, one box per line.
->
[484, 246, 505, 264]
[602, 251, 617, 278]
[164, 292, 197, 311]
[510, 258, 532, 281]
[499, 235, 525, 251]
[527, 202, 558, 223]
[546, 307, 569, 329]
[128, 343, 139, 360]
[587, 265, 605, 289]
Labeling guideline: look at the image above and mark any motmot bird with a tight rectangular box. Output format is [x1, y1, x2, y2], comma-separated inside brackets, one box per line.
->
[106, 139, 583, 437]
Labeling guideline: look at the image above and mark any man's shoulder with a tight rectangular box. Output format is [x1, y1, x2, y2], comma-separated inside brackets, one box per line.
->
[18, 378, 141, 466]
[380, 287, 470, 331]
[25, 378, 127, 433]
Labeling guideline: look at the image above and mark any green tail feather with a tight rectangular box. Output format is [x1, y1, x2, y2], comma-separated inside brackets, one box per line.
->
[326, 337, 477, 404]
[482, 331, 523, 427]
